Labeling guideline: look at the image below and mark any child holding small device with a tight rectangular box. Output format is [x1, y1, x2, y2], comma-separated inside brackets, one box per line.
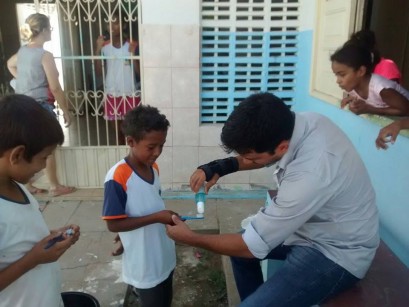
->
[0, 94, 80, 306]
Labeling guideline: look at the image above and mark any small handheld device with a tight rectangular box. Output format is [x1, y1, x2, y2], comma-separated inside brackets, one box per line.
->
[180, 215, 204, 221]
[102, 30, 110, 41]
[44, 228, 74, 249]
[384, 134, 393, 143]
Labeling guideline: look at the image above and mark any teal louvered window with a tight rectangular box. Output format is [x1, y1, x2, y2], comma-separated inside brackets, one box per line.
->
[201, 0, 299, 123]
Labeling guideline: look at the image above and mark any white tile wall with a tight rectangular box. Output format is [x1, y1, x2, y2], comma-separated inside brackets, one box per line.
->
[158, 108, 173, 147]
[172, 146, 198, 183]
[171, 25, 200, 68]
[173, 108, 199, 146]
[143, 68, 172, 108]
[172, 68, 200, 108]
[141, 25, 171, 67]
[199, 125, 223, 147]
[156, 146, 173, 185]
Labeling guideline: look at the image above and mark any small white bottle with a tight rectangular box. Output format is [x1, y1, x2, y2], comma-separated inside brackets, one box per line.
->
[195, 186, 206, 217]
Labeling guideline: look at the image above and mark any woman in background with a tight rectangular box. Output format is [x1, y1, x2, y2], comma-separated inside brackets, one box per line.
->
[7, 13, 75, 196]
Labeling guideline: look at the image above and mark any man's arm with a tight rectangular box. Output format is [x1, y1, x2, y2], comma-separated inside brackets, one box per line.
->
[166, 215, 254, 258]
[191, 155, 265, 192]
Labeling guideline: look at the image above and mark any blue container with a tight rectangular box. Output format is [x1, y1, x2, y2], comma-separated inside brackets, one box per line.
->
[61, 291, 100, 307]
[194, 186, 206, 204]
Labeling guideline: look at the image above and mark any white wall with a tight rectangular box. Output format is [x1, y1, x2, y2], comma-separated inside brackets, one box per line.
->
[141, 0, 200, 25]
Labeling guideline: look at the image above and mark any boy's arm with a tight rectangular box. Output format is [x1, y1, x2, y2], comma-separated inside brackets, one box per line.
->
[0, 231, 78, 291]
[0, 250, 38, 291]
[94, 36, 104, 77]
[106, 209, 179, 233]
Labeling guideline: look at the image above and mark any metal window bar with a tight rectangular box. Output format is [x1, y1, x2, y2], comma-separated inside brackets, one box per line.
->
[35, 0, 141, 147]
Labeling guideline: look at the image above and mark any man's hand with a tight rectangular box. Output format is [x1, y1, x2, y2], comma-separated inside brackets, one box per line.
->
[166, 215, 197, 244]
[190, 169, 219, 193]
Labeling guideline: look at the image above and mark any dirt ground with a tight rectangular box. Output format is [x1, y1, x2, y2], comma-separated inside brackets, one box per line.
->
[124, 244, 228, 307]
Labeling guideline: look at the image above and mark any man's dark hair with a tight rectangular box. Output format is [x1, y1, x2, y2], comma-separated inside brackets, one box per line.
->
[330, 43, 373, 75]
[221, 93, 295, 154]
[0, 94, 64, 161]
[121, 105, 170, 141]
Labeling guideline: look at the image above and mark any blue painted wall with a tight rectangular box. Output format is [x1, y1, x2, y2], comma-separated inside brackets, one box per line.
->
[293, 30, 409, 267]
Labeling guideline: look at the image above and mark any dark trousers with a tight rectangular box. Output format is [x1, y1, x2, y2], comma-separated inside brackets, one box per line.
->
[132, 270, 173, 307]
[231, 245, 359, 307]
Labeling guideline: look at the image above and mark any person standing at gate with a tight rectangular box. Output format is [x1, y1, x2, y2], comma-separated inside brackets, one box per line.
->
[94, 10, 141, 145]
[7, 13, 76, 197]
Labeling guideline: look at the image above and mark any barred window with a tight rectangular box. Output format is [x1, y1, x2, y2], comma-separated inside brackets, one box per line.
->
[201, 0, 299, 123]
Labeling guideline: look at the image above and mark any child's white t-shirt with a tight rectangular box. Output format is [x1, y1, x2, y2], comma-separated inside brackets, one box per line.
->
[349, 73, 409, 108]
[102, 42, 139, 96]
[102, 159, 176, 289]
[0, 183, 63, 307]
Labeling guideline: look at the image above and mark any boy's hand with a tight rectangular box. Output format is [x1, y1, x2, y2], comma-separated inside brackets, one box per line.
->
[112, 234, 124, 256]
[26, 231, 77, 266]
[51, 224, 80, 245]
[157, 210, 181, 225]
[128, 40, 138, 53]
[95, 36, 105, 51]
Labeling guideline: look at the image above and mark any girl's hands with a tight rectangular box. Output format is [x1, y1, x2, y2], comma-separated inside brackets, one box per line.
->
[341, 95, 370, 115]
[341, 95, 355, 109]
[349, 98, 370, 115]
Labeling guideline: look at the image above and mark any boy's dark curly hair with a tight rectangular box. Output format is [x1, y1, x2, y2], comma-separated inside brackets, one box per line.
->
[0, 94, 64, 161]
[121, 105, 170, 141]
[221, 92, 295, 154]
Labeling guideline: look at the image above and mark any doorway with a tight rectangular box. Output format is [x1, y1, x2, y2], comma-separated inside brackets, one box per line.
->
[364, 0, 409, 88]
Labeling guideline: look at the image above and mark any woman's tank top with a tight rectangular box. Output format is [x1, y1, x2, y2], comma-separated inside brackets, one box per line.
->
[15, 45, 48, 102]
